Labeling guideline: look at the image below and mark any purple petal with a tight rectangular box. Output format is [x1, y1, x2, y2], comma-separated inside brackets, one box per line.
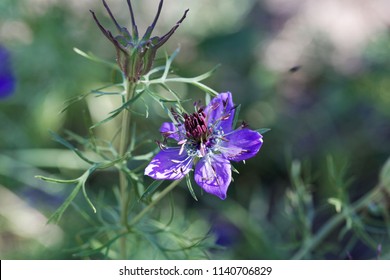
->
[145, 148, 193, 180]
[220, 128, 263, 162]
[159, 122, 184, 141]
[194, 154, 231, 200]
[205, 92, 235, 133]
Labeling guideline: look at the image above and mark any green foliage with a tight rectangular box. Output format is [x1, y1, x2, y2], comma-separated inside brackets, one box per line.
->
[35, 46, 219, 219]
[380, 157, 390, 190]
[29, 39, 227, 258]
[1, 0, 389, 260]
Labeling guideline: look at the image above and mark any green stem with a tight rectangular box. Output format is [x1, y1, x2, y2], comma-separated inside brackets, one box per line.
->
[129, 179, 182, 227]
[292, 186, 383, 259]
[145, 78, 218, 96]
[118, 78, 136, 259]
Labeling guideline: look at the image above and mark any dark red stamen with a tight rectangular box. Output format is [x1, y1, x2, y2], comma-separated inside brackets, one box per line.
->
[183, 109, 210, 142]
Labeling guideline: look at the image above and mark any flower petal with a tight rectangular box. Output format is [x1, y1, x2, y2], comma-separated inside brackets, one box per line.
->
[159, 122, 184, 141]
[220, 128, 263, 162]
[145, 148, 192, 180]
[194, 154, 231, 200]
[205, 92, 235, 133]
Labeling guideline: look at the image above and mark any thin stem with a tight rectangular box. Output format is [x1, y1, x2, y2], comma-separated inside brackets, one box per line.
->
[129, 179, 182, 227]
[292, 186, 383, 259]
[118, 78, 136, 259]
[145, 78, 218, 96]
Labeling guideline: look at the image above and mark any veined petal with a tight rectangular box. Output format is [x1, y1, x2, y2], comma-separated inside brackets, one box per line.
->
[220, 128, 263, 162]
[205, 92, 235, 133]
[145, 148, 193, 180]
[160, 122, 184, 141]
[194, 154, 231, 200]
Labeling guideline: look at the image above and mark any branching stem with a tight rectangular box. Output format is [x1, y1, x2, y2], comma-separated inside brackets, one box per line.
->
[129, 179, 182, 227]
[292, 186, 384, 259]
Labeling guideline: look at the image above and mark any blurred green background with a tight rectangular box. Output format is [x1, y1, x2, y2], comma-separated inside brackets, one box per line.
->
[1, 0, 390, 259]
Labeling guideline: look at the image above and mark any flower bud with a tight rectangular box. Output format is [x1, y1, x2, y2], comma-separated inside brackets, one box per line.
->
[90, 0, 188, 82]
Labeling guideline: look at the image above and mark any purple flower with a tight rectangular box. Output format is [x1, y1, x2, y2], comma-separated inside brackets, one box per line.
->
[145, 92, 263, 200]
[0, 45, 15, 99]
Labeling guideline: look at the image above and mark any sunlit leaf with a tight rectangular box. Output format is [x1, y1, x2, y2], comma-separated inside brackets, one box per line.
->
[47, 179, 84, 224]
[140, 180, 164, 201]
[49, 131, 95, 164]
[35, 175, 78, 184]
[90, 89, 145, 129]
[73, 47, 120, 70]
[161, 47, 180, 81]
[380, 157, 390, 190]
[328, 197, 342, 213]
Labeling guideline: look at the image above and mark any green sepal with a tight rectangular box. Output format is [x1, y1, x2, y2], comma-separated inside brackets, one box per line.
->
[186, 174, 198, 201]
[232, 104, 241, 129]
[257, 128, 271, 135]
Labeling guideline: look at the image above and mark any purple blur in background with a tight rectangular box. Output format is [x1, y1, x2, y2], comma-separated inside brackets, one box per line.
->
[0, 45, 16, 99]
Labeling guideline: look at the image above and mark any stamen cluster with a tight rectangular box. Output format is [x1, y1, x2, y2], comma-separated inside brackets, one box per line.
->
[183, 109, 210, 142]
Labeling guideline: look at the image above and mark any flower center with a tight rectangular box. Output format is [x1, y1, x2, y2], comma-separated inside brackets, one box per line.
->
[183, 108, 211, 143]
